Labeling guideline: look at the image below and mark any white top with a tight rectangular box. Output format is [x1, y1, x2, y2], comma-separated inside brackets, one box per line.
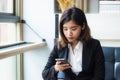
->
[68, 41, 83, 75]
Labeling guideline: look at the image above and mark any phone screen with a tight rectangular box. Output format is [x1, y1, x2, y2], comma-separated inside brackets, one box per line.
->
[55, 58, 71, 66]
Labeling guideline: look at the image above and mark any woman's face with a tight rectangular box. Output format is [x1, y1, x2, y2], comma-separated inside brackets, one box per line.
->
[63, 20, 82, 44]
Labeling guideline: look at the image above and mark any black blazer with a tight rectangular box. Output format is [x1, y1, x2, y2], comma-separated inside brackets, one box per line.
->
[42, 39, 105, 80]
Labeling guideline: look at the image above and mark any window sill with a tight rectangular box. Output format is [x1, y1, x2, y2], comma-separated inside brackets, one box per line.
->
[0, 42, 47, 59]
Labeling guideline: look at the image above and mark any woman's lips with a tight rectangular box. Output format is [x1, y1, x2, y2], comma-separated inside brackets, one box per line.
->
[67, 37, 73, 39]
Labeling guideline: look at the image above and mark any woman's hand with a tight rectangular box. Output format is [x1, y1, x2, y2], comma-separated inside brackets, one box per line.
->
[54, 61, 71, 73]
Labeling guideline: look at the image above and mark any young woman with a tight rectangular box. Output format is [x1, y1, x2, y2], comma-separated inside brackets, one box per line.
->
[42, 7, 105, 80]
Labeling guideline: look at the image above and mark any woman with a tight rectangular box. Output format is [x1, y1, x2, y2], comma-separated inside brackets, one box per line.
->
[42, 7, 105, 80]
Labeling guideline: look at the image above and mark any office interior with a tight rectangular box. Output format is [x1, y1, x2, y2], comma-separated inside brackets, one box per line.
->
[0, 0, 120, 80]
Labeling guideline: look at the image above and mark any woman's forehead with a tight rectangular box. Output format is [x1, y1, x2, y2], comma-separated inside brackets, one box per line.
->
[63, 20, 80, 27]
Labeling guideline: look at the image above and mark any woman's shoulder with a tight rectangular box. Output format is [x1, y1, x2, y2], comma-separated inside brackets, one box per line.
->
[90, 38, 100, 43]
[86, 38, 101, 46]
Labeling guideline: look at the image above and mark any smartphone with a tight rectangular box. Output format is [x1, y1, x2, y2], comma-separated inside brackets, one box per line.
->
[55, 58, 71, 66]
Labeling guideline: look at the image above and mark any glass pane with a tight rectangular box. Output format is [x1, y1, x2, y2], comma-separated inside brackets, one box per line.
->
[0, 23, 17, 80]
[0, 56, 17, 80]
[0, 0, 13, 13]
[0, 23, 17, 45]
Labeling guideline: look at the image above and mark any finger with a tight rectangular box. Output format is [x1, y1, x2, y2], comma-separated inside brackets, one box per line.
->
[56, 61, 61, 65]
[62, 64, 71, 69]
[62, 63, 70, 67]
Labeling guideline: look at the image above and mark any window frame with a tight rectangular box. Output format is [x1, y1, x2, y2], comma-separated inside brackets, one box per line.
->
[0, 13, 20, 22]
[0, 0, 23, 80]
[0, 0, 47, 80]
[0, 0, 20, 23]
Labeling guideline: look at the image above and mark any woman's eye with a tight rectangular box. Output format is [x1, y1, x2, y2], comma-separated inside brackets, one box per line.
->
[72, 28, 77, 31]
[63, 28, 68, 31]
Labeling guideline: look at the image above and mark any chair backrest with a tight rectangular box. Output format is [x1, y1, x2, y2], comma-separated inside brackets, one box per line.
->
[102, 47, 114, 80]
[114, 48, 120, 80]
[102, 47, 120, 80]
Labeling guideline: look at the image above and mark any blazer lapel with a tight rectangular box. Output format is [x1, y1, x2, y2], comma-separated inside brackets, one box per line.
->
[59, 45, 69, 60]
[82, 43, 92, 71]
[64, 46, 69, 60]
[60, 44, 91, 71]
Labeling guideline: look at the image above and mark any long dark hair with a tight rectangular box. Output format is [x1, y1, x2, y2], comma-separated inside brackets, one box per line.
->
[58, 7, 92, 49]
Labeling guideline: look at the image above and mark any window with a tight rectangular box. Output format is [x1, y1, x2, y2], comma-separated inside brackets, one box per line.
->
[0, 0, 22, 80]
[0, 56, 17, 80]
[99, 1, 120, 13]
[0, 23, 16, 45]
[0, 0, 13, 13]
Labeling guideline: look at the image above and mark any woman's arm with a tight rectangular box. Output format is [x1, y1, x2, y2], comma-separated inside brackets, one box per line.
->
[42, 45, 58, 80]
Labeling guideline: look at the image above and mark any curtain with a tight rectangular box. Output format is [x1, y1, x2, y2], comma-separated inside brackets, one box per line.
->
[75, 0, 89, 13]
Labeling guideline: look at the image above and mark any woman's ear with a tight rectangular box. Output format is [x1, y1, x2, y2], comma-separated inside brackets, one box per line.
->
[82, 25, 85, 30]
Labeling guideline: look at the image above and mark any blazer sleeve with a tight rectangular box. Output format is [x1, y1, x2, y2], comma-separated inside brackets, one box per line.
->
[42, 44, 59, 80]
[92, 40, 105, 80]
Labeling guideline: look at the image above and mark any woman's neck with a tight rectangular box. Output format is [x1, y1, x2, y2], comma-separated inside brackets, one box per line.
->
[71, 41, 79, 50]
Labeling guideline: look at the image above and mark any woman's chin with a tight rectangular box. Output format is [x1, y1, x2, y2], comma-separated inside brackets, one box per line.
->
[68, 39, 78, 44]
[68, 40, 74, 43]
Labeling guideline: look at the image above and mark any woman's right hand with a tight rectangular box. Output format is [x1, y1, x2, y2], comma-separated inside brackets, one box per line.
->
[54, 61, 71, 73]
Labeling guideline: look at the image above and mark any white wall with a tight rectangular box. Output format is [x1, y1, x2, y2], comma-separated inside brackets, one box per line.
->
[23, 0, 120, 80]
[86, 13, 120, 40]
[86, 13, 120, 47]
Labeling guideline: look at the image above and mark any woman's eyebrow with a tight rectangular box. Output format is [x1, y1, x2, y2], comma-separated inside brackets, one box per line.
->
[63, 25, 78, 28]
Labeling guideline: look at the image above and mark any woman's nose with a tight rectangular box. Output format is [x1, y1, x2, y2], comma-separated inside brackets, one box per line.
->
[67, 30, 72, 36]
